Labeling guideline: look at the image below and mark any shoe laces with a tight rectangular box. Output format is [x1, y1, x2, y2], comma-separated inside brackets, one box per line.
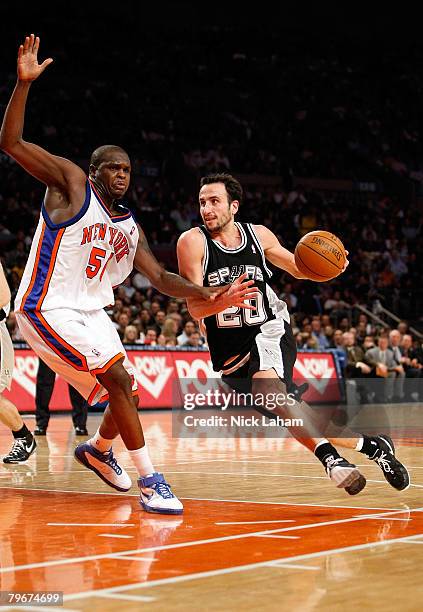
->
[375, 450, 394, 474]
[151, 481, 174, 499]
[325, 455, 345, 470]
[104, 451, 122, 475]
[6, 438, 27, 459]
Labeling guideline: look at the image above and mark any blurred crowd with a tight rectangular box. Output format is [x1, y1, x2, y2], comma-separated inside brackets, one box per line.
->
[0, 16, 422, 365]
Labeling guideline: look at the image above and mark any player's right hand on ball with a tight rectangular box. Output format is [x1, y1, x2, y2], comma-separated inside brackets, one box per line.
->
[18, 34, 53, 82]
[225, 272, 258, 310]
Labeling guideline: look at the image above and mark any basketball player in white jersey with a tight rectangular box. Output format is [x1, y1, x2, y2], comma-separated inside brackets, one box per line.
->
[0, 262, 37, 464]
[177, 173, 410, 494]
[0, 35, 256, 514]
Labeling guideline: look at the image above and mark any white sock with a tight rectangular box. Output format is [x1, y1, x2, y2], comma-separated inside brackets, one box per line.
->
[89, 429, 114, 453]
[355, 436, 364, 451]
[128, 445, 155, 478]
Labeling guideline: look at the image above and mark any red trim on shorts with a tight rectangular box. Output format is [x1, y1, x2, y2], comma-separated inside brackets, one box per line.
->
[99, 389, 139, 404]
[88, 382, 102, 405]
[22, 311, 89, 372]
[91, 352, 125, 377]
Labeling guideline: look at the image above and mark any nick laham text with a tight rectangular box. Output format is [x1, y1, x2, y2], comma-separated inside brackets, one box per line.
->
[184, 415, 304, 428]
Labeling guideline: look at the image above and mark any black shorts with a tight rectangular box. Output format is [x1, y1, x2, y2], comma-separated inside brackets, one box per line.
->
[221, 320, 297, 395]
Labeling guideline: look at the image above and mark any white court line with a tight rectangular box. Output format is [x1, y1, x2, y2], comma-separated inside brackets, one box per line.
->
[352, 515, 410, 521]
[1, 608, 79, 612]
[365, 479, 423, 489]
[100, 593, 155, 602]
[213, 459, 423, 470]
[253, 534, 300, 539]
[268, 562, 320, 570]
[110, 555, 158, 562]
[156, 456, 267, 466]
[1, 506, 419, 575]
[215, 520, 295, 525]
[182, 496, 411, 511]
[166, 470, 329, 481]
[99, 533, 134, 539]
[47, 523, 135, 527]
[0, 485, 411, 511]
[395, 540, 423, 545]
[64, 531, 423, 602]
[0, 485, 132, 496]
[165, 470, 423, 489]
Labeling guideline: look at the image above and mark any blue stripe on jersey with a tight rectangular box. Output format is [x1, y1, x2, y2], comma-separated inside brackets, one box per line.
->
[41, 180, 91, 230]
[22, 226, 58, 311]
[24, 310, 86, 369]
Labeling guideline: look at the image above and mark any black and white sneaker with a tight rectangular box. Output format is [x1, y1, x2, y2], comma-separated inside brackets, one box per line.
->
[325, 455, 366, 495]
[370, 435, 410, 491]
[3, 436, 37, 464]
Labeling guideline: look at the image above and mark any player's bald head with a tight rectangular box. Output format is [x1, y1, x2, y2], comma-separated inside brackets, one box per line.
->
[90, 145, 129, 168]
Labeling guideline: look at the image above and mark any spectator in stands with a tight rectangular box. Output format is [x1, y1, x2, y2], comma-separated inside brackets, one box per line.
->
[143, 328, 158, 345]
[154, 310, 167, 333]
[183, 331, 203, 348]
[177, 320, 196, 346]
[280, 282, 298, 312]
[304, 335, 319, 351]
[115, 312, 130, 341]
[397, 321, 409, 335]
[364, 334, 404, 402]
[362, 335, 376, 351]
[311, 319, 330, 350]
[162, 318, 178, 345]
[122, 325, 142, 345]
[401, 334, 423, 400]
[343, 331, 372, 378]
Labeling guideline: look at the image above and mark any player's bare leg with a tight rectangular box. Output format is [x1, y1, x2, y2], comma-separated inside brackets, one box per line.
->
[252, 369, 366, 495]
[0, 394, 36, 463]
[74, 359, 183, 513]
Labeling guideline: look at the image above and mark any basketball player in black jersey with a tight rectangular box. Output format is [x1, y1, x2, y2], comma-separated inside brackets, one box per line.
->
[177, 173, 409, 494]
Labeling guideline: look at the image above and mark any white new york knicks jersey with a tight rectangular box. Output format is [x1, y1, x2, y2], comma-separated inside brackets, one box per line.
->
[15, 180, 139, 313]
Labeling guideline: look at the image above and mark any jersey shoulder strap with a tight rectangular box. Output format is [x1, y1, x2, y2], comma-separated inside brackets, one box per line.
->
[196, 226, 210, 279]
[244, 223, 273, 279]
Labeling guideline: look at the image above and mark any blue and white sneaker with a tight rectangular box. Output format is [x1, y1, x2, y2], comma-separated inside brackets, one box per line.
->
[138, 473, 183, 515]
[74, 442, 132, 492]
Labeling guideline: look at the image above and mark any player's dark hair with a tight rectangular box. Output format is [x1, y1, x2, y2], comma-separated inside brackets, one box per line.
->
[90, 145, 129, 168]
[200, 173, 243, 207]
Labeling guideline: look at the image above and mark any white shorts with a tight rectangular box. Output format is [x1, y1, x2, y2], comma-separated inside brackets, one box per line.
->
[16, 308, 137, 405]
[0, 321, 14, 393]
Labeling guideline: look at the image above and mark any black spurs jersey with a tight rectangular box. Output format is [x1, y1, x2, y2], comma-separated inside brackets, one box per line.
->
[199, 222, 289, 371]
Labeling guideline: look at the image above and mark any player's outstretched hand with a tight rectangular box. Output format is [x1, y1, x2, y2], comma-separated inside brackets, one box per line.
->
[18, 34, 53, 82]
[196, 273, 258, 308]
[342, 250, 350, 273]
[224, 272, 258, 310]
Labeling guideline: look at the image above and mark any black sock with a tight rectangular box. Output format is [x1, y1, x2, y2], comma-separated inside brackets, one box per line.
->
[314, 442, 342, 467]
[358, 435, 379, 459]
[12, 424, 31, 440]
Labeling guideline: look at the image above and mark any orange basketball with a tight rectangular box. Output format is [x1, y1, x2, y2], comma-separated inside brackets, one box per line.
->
[294, 230, 346, 282]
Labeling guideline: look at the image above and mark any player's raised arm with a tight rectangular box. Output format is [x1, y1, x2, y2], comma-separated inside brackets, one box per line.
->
[0, 34, 86, 199]
[176, 228, 258, 319]
[134, 225, 230, 302]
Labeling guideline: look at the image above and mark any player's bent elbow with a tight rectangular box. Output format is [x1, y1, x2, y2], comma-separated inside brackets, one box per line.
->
[0, 134, 20, 154]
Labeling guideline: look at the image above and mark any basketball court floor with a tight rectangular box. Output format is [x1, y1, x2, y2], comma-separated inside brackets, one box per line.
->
[1, 407, 422, 611]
